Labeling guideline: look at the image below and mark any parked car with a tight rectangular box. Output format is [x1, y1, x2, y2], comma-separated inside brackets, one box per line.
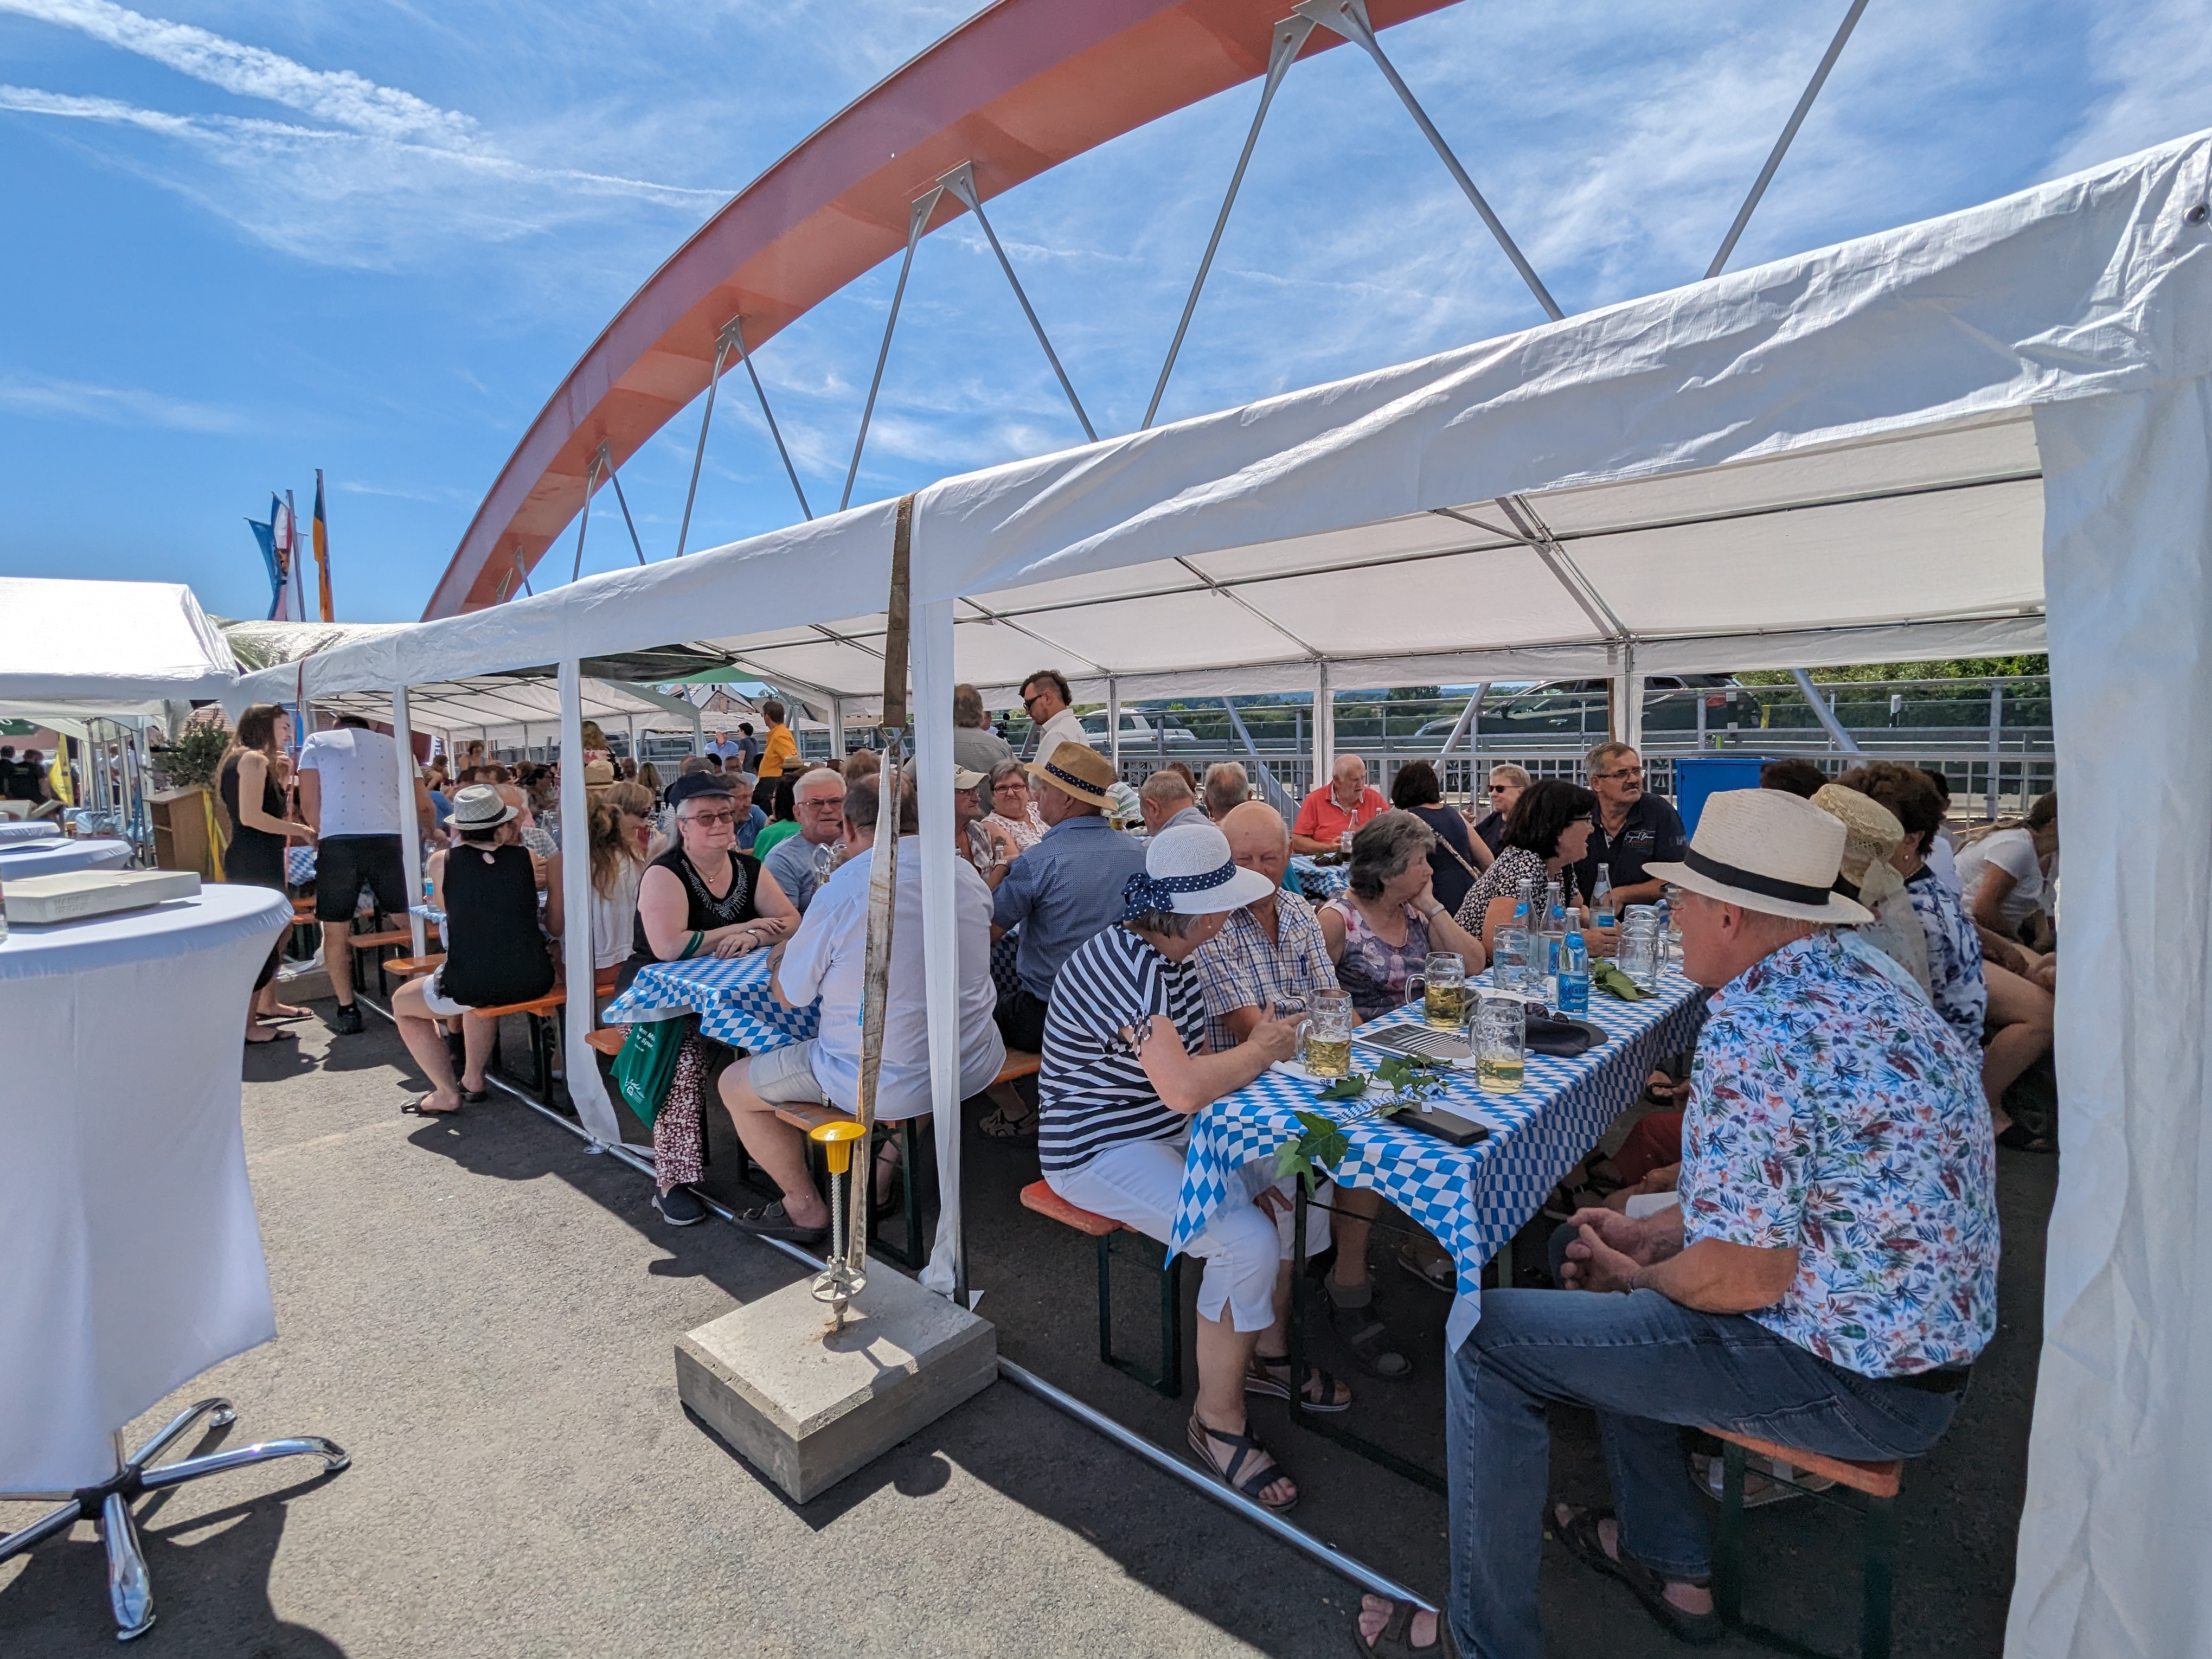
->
[1413, 676, 1735, 744]
[1078, 710, 1199, 747]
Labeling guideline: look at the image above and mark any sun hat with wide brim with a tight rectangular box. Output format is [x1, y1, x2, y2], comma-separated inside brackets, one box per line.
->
[1122, 821, 1275, 918]
[952, 765, 988, 790]
[1027, 740, 1117, 807]
[448, 783, 519, 831]
[582, 759, 617, 786]
[1644, 789, 1871, 925]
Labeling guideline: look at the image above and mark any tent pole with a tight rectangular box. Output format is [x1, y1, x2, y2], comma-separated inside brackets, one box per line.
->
[1107, 677, 1121, 772]
[1143, 15, 1315, 430]
[939, 164, 1095, 442]
[830, 697, 848, 760]
[1296, 0, 1561, 322]
[1705, 0, 1871, 279]
[1790, 668, 1861, 753]
[842, 190, 944, 513]
[558, 658, 624, 1147]
[1313, 662, 1334, 789]
[392, 687, 425, 957]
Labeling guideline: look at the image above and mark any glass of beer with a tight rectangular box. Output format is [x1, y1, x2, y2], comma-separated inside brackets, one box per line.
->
[1472, 992, 1527, 1093]
[1418, 952, 1468, 1030]
[1301, 991, 1355, 1079]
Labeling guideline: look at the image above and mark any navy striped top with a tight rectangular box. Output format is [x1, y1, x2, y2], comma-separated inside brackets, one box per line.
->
[1038, 924, 1208, 1174]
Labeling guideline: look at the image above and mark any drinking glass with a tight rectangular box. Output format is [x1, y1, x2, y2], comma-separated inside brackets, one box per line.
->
[1301, 991, 1355, 1079]
[1413, 952, 1467, 1030]
[1492, 928, 1533, 990]
[1472, 992, 1527, 1093]
[1619, 916, 1663, 988]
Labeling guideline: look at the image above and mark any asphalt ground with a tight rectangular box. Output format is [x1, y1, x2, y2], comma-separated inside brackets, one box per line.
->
[2, 1007, 2052, 1657]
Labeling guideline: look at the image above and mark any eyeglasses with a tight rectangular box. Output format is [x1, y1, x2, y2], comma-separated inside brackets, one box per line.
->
[1021, 691, 1048, 711]
[682, 810, 738, 827]
[1598, 767, 1645, 781]
[798, 797, 844, 812]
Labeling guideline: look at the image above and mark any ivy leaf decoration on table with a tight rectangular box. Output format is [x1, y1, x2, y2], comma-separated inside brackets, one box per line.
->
[1316, 1074, 1369, 1101]
[1591, 960, 1649, 1001]
[1372, 1053, 1452, 1109]
[1273, 1109, 1353, 1194]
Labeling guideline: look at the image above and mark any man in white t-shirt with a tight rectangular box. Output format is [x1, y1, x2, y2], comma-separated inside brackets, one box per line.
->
[297, 715, 437, 1035]
[715, 772, 1005, 1242]
[1020, 668, 1092, 761]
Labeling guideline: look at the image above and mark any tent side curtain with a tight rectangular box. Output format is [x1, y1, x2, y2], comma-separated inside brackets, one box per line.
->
[234, 133, 2207, 720]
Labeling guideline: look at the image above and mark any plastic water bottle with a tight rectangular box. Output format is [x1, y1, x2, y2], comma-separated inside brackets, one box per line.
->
[1543, 880, 1567, 972]
[1512, 878, 1535, 932]
[1591, 863, 1616, 932]
[1556, 927, 1591, 1017]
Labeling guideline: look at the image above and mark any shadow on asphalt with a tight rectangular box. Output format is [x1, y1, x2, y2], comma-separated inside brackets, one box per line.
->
[211, 1009, 2056, 1658]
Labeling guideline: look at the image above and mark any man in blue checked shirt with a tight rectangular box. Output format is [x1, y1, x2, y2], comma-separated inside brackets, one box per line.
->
[1352, 791, 1996, 1659]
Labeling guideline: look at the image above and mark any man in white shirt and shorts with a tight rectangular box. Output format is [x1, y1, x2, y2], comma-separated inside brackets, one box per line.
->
[297, 715, 434, 1035]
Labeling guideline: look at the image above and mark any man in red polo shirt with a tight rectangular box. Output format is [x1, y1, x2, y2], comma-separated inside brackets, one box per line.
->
[1291, 754, 1387, 855]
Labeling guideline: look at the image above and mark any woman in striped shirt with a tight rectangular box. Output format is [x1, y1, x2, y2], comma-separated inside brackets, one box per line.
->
[1041, 822, 1347, 1514]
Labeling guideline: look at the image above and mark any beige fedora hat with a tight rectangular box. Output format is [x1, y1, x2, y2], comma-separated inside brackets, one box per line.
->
[1645, 789, 1871, 924]
[1027, 740, 1117, 807]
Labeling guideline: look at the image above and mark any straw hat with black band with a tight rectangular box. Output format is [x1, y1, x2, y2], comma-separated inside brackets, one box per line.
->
[1026, 740, 1117, 809]
[1644, 789, 1871, 925]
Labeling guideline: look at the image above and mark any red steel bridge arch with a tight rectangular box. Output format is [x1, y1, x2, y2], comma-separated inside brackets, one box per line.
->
[421, 0, 1469, 618]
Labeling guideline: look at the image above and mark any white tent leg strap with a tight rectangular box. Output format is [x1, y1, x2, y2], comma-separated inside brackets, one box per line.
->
[557, 658, 624, 1148]
[392, 687, 425, 956]
[912, 598, 968, 1299]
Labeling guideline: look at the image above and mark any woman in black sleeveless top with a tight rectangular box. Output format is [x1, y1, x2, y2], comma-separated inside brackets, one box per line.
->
[221, 703, 314, 1041]
[391, 784, 565, 1115]
[625, 781, 800, 1222]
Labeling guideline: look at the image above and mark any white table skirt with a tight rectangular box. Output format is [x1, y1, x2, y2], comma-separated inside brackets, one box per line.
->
[0, 884, 292, 1490]
[0, 819, 61, 844]
[0, 836, 132, 880]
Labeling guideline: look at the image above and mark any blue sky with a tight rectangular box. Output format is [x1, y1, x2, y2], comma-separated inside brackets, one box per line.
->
[2, 0, 2205, 623]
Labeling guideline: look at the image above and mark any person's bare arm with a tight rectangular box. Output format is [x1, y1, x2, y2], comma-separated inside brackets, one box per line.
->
[1609, 877, 1665, 907]
[1972, 866, 2017, 934]
[234, 752, 309, 838]
[541, 853, 564, 939]
[1478, 894, 1517, 956]
[1290, 834, 1336, 856]
[1415, 881, 1486, 973]
[1562, 1207, 1797, 1314]
[638, 865, 696, 960]
[297, 770, 322, 834]
[1134, 1004, 1298, 1114]
[414, 778, 437, 837]
[1317, 905, 1347, 962]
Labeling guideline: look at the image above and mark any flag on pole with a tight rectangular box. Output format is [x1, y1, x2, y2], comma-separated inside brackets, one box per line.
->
[246, 507, 280, 618]
[280, 491, 303, 620]
[312, 470, 335, 622]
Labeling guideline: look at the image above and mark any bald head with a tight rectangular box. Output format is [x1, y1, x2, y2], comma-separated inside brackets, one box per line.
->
[1331, 754, 1369, 798]
[1221, 800, 1291, 894]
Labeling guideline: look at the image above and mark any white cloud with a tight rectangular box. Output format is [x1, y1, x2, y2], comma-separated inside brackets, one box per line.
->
[0, 368, 248, 431]
[0, 0, 475, 142]
[2046, 0, 2212, 177]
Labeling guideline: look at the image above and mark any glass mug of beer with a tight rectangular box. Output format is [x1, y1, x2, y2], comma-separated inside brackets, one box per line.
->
[1300, 991, 1355, 1079]
[1405, 952, 1468, 1032]
[1472, 992, 1527, 1093]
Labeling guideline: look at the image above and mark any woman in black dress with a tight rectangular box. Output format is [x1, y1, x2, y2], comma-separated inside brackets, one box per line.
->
[626, 779, 799, 1226]
[220, 703, 315, 1045]
[390, 784, 565, 1115]
[1389, 760, 1482, 919]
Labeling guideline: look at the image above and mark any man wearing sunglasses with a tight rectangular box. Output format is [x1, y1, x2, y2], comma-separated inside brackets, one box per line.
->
[1573, 741, 1685, 909]
[1019, 668, 1092, 763]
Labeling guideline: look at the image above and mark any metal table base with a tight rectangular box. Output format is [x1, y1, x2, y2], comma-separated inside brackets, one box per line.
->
[0, 1398, 349, 1642]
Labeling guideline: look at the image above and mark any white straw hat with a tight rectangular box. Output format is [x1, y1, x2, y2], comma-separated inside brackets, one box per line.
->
[1121, 822, 1275, 918]
[1644, 789, 1871, 924]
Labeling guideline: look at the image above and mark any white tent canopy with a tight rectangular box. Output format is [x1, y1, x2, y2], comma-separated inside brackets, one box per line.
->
[235, 132, 2212, 1658]
[0, 577, 238, 718]
[290, 674, 703, 748]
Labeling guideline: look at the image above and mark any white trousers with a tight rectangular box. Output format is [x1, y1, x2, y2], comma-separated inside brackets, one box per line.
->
[1047, 1135, 1330, 1334]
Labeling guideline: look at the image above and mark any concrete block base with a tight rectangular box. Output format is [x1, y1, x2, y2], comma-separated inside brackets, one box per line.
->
[676, 1270, 996, 1503]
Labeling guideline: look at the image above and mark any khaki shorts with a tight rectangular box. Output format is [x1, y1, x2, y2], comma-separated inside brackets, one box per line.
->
[746, 1040, 829, 1106]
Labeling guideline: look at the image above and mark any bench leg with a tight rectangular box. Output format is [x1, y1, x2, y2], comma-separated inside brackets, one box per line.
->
[1861, 1495, 1894, 1659]
[1715, 1439, 1747, 1628]
[1097, 1232, 1182, 1399]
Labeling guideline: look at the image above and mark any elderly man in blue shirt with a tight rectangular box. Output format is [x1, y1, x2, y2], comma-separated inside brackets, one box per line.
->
[983, 741, 1146, 1135]
[1352, 790, 1997, 1659]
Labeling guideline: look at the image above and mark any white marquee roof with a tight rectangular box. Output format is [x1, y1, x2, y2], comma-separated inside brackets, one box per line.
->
[2, 577, 239, 715]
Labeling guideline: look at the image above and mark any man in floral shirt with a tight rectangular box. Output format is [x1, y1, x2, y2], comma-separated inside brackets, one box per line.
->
[1351, 791, 1996, 1659]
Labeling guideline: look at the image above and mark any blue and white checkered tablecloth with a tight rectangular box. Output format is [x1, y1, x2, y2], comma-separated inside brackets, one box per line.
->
[1170, 970, 1705, 1348]
[1289, 855, 1349, 901]
[286, 845, 317, 886]
[598, 950, 819, 1054]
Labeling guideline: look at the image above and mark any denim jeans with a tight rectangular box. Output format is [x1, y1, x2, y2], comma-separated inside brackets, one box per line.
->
[1445, 1286, 1965, 1659]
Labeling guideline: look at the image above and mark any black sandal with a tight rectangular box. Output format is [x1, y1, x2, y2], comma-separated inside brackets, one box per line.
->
[1327, 1291, 1413, 1380]
[976, 1101, 1035, 1139]
[1246, 1352, 1352, 1412]
[1348, 1599, 1458, 1658]
[1187, 1415, 1297, 1513]
[1547, 1503, 1723, 1647]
